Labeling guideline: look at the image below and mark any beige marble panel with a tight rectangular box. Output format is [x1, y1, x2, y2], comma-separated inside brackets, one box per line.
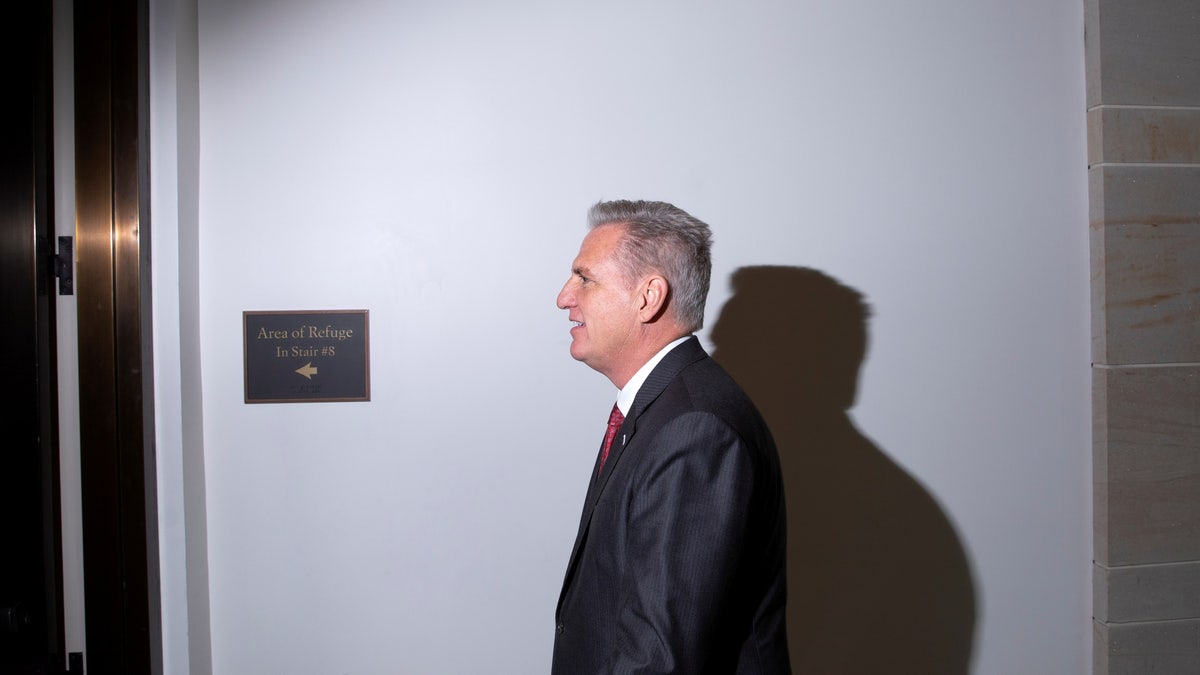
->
[1089, 0, 1200, 669]
[1096, 618, 1200, 675]
[1095, 561, 1200, 623]
[1089, 107, 1200, 165]
[1095, 366, 1200, 566]
[1090, 166, 1200, 365]
[1091, 0, 1200, 106]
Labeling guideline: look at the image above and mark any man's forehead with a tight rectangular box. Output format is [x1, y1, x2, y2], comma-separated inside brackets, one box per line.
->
[579, 224, 624, 254]
[570, 254, 605, 278]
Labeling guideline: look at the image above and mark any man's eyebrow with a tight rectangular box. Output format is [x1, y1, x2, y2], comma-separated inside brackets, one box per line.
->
[573, 265, 592, 276]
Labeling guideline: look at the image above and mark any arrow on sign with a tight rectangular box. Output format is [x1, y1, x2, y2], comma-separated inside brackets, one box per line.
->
[295, 362, 318, 379]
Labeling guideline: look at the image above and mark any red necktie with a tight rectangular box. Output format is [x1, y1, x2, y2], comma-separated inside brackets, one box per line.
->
[598, 403, 624, 477]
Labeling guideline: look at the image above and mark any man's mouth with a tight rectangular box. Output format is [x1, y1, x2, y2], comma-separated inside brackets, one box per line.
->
[571, 321, 584, 327]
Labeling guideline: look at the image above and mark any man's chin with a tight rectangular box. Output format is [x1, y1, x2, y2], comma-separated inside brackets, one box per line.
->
[568, 343, 588, 363]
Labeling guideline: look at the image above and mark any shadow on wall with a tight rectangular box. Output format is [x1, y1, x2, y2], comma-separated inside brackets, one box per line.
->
[710, 266, 977, 675]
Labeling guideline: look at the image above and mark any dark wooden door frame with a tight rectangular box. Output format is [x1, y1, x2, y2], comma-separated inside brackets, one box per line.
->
[74, 0, 161, 673]
[1, 1, 65, 671]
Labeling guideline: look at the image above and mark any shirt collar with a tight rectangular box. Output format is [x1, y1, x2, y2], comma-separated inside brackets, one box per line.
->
[615, 335, 692, 416]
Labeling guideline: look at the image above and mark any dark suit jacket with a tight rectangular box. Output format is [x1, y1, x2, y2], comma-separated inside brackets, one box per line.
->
[553, 337, 790, 675]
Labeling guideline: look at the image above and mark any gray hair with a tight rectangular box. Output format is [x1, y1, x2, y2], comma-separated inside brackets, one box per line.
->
[588, 199, 713, 332]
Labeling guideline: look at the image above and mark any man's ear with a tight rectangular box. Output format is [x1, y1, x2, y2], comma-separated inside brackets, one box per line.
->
[637, 275, 670, 323]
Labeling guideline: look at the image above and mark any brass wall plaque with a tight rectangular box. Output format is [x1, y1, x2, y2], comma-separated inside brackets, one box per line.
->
[243, 310, 370, 403]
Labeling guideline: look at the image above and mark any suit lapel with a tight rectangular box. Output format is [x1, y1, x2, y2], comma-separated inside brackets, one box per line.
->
[557, 337, 708, 613]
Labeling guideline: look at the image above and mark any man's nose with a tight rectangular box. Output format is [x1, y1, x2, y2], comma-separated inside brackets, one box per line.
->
[556, 280, 574, 309]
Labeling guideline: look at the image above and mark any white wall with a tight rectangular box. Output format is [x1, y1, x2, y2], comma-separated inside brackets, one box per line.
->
[52, 0, 85, 660]
[165, 0, 1090, 672]
[152, 0, 211, 673]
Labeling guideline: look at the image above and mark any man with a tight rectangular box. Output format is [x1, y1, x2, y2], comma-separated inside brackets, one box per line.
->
[552, 200, 791, 674]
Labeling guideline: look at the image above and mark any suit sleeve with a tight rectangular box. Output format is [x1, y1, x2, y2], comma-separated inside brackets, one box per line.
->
[609, 411, 757, 674]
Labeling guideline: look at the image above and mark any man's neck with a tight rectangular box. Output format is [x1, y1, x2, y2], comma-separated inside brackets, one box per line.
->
[614, 335, 693, 413]
[606, 330, 691, 390]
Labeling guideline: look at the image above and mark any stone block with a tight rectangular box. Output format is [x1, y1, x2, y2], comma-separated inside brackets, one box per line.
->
[1089, 107, 1200, 165]
[1090, 166, 1200, 365]
[1094, 366, 1200, 566]
[1088, 0, 1200, 106]
[1096, 618, 1200, 675]
[1095, 560, 1200, 623]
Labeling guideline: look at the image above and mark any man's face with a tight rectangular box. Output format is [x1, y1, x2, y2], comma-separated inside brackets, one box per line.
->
[556, 224, 641, 381]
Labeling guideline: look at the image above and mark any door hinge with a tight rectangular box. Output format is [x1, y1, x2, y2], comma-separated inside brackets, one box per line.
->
[55, 236, 73, 295]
